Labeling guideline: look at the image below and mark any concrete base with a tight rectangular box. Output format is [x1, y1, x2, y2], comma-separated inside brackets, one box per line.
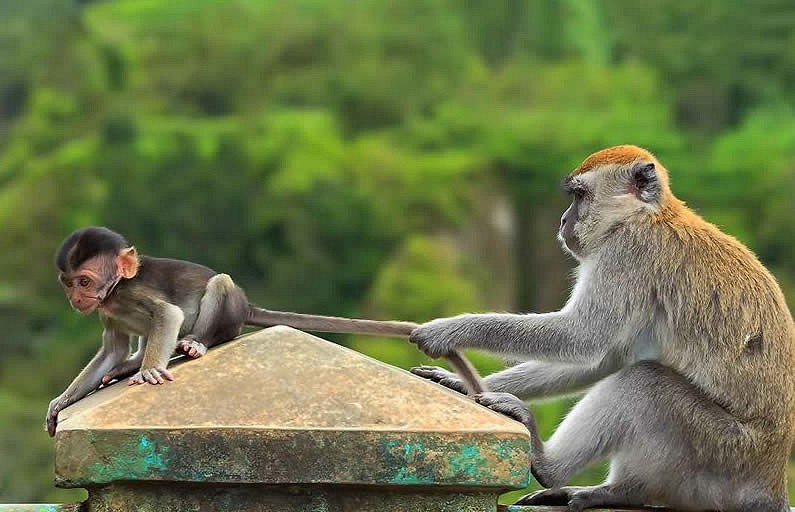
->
[84, 483, 500, 512]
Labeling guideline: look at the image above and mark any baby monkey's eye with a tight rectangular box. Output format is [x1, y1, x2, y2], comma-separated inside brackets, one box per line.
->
[78, 277, 91, 288]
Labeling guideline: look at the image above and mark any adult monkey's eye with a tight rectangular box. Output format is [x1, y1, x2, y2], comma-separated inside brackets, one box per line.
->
[78, 277, 91, 288]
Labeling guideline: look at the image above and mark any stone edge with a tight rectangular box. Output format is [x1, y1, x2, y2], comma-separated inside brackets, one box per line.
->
[55, 429, 531, 489]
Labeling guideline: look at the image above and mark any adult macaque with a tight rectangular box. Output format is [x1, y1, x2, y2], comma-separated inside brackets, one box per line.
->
[47, 226, 485, 436]
[410, 145, 795, 511]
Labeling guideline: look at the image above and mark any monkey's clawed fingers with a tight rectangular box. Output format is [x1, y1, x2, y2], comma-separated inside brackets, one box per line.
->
[474, 392, 534, 427]
[45, 399, 62, 437]
[46, 414, 57, 437]
[177, 338, 207, 359]
[410, 366, 467, 394]
[410, 365, 453, 380]
[514, 488, 572, 507]
[129, 368, 174, 386]
[514, 486, 608, 512]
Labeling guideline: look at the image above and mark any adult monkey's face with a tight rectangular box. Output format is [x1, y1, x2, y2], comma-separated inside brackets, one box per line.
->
[559, 186, 585, 257]
[559, 146, 666, 260]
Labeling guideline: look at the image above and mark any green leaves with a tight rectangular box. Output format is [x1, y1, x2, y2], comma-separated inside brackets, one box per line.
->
[3, 0, 795, 502]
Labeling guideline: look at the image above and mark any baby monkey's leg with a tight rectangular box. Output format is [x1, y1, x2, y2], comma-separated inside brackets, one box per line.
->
[102, 336, 147, 384]
[178, 273, 248, 358]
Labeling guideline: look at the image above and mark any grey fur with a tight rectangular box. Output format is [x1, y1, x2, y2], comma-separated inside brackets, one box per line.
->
[410, 153, 795, 511]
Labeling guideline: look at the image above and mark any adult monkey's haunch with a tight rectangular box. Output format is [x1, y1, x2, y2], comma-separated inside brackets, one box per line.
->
[411, 145, 795, 511]
[46, 226, 485, 437]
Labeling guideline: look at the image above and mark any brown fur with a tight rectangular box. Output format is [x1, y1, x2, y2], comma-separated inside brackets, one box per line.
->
[47, 228, 487, 437]
[572, 144, 657, 176]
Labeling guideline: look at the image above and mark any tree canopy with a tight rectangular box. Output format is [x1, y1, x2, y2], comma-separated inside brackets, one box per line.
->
[1, 0, 795, 502]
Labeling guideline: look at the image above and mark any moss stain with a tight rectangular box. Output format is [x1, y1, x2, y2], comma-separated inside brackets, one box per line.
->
[87, 435, 169, 482]
[381, 440, 436, 484]
[449, 444, 487, 482]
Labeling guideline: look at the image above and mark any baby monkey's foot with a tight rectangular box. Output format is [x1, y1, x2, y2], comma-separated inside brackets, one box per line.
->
[177, 336, 207, 358]
[102, 357, 143, 385]
[129, 367, 173, 385]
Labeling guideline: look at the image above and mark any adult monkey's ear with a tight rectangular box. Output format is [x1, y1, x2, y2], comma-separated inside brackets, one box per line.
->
[117, 247, 139, 279]
[631, 161, 660, 203]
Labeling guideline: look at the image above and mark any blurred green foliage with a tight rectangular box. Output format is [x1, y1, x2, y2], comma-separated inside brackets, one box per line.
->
[1, 0, 795, 503]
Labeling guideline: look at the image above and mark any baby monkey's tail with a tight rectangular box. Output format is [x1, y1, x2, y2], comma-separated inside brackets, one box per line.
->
[247, 306, 417, 337]
[246, 305, 487, 396]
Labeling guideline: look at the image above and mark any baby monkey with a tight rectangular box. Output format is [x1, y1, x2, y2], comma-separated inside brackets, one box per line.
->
[47, 226, 484, 436]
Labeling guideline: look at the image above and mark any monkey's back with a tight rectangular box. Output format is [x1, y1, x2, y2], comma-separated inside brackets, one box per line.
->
[129, 256, 218, 304]
[646, 205, 795, 430]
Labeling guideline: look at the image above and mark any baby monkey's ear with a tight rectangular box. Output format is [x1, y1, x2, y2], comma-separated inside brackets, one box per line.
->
[117, 247, 139, 279]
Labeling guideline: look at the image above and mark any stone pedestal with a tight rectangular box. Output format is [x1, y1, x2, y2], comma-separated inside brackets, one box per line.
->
[51, 326, 531, 511]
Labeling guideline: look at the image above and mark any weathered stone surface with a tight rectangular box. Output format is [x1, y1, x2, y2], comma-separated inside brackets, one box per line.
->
[0, 506, 82, 512]
[86, 483, 498, 512]
[57, 327, 524, 432]
[53, 326, 530, 511]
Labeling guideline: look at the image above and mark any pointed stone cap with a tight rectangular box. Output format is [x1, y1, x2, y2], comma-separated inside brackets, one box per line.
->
[54, 326, 530, 490]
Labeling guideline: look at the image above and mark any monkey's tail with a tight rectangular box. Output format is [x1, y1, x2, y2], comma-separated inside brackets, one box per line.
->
[246, 305, 416, 337]
[445, 351, 487, 395]
[246, 305, 487, 396]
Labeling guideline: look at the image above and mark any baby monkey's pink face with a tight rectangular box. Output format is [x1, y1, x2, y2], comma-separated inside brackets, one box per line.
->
[59, 255, 117, 314]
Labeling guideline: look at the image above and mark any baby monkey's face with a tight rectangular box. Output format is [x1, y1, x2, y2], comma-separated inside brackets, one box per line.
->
[59, 255, 118, 314]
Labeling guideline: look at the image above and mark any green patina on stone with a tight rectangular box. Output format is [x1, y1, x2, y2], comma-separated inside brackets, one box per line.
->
[449, 444, 486, 482]
[0, 506, 81, 512]
[495, 437, 532, 487]
[494, 439, 518, 461]
[509, 467, 527, 481]
[380, 439, 436, 485]
[376, 436, 531, 487]
[86, 434, 169, 481]
[403, 440, 424, 457]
